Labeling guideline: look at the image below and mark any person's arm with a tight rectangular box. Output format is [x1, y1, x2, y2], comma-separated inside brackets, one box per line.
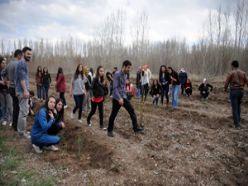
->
[224, 73, 231, 92]
[112, 73, 122, 101]
[17, 62, 29, 97]
[208, 84, 213, 91]
[38, 108, 55, 131]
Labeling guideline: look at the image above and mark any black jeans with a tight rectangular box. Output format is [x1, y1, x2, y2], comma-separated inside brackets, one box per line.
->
[200, 91, 209, 99]
[161, 85, 169, 104]
[47, 123, 62, 135]
[108, 98, 138, 132]
[141, 83, 149, 102]
[59, 92, 67, 106]
[73, 94, 84, 119]
[230, 89, 244, 128]
[9, 87, 19, 131]
[87, 100, 103, 127]
[181, 84, 186, 95]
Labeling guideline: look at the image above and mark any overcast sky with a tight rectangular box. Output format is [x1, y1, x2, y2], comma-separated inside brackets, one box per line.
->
[0, 0, 234, 44]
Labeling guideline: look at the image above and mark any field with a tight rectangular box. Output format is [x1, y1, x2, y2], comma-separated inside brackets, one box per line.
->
[0, 78, 248, 186]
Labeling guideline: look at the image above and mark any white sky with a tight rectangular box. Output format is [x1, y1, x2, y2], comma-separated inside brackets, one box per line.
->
[0, 0, 234, 44]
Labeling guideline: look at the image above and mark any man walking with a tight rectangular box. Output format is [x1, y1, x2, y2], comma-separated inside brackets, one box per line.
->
[224, 60, 248, 129]
[107, 60, 144, 137]
[16, 47, 32, 138]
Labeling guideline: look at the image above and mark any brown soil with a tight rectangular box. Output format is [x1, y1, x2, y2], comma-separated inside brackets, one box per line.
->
[1, 79, 248, 186]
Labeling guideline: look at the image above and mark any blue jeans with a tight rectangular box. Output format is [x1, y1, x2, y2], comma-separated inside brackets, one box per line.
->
[32, 134, 60, 148]
[73, 94, 84, 120]
[136, 85, 141, 97]
[37, 85, 43, 99]
[171, 85, 180, 108]
[230, 89, 244, 128]
[43, 84, 49, 100]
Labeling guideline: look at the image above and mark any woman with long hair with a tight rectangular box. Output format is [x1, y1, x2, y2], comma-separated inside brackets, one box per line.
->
[42, 67, 51, 100]
[47, 98, 65, 135]
[69, 64, 88, 123]
[55, 67, 67, 108]
[36, 66, 43, 100]
[31, 96, 61, 153]
[159, 65, 170, 106]
[87, 66, 108, 129]
[167, 67, 180, 108]
[150, 79, 161, 106]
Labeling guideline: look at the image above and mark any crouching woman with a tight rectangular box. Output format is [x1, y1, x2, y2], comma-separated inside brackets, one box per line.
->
[31, 96, 61, 153]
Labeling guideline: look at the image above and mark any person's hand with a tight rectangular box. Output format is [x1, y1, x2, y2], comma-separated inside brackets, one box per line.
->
[30, 110, 35, 116]
[53, 109, 57, 115]
[60, 122, 65, 128]
[23, 90, 29, 98]
[48, 111, 54, 119]
[119, 98, 124, 106]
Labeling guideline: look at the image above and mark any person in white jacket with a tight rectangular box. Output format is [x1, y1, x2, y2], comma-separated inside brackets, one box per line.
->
[141, 64, 152, 102]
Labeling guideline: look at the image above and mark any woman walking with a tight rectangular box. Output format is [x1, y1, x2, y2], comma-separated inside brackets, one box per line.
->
[159, 65, 170, 106]
[36, 66, 43, 100]
[69, 64, 88, 123]
[55, 67, 67, 108]
[42, 67, 51, 100]
[168, 67, 180, 108]
[87, 66, 108, 129]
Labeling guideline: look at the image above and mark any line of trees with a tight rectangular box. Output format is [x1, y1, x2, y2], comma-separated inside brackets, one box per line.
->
[0, 0, 247, 76]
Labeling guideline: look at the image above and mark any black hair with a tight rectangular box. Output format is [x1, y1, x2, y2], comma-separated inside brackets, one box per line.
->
[122, 60, 132, 67]
[0, 56, 4, 64]
[14, 49, 22, 58]
[231, 60, 239, 68]
[73, 64, 84, 80]
[96, 66, 104, 83]
[159, 65, 167, 78]
[56, 67, 63, 80]
[22, 46, 32, 53]
[29, 90, 35, 97]
[55, 98, 64, 122]
[43, 96, 56, 121]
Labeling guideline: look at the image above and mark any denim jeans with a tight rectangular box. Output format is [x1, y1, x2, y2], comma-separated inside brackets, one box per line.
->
[73, 94, 84, 120]
[17, 96, 29, 135]
[161, 85, 169, 104]
[0, 92, 13, 123]
[43, 84, 49, 100]
[136, 85, 141, 97]
[37, 85, 43, 99]
[230, 89, 244, 128]
[171, 85, 180, 108]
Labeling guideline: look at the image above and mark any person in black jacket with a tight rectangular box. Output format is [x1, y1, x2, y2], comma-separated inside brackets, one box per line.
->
[198, 78, 213, 100]
[168, 67, 180, 108]
[159, 65, 170, 106]
[87, 66, 108, 129]
[179, 68, 188, 95]
[42, 67, 51, 100]
[150, 79, 161, 106]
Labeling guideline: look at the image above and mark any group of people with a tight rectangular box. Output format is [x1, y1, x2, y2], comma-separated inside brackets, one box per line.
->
[0, 46, 247, 154]
[135, 64, 214, 108]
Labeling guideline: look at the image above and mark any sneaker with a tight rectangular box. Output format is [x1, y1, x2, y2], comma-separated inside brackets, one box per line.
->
[107, 131, 114, 137]
[44, 145, 59, 151]
[78, 119, 83, 123]
[70, 112, 74, 119]
[64, 105, 68, 109]
[100, 125, 107, 130]
[32, 144, 43, 153]
[87, 121, 92, 127]
[9, 122, 12, 127]
[134, 127, 144, 134]
[2, 121, 7, 126]
[23, 132, 31, 139]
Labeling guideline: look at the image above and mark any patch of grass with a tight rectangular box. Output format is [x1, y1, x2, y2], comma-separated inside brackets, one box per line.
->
[36, 176, 57, 186]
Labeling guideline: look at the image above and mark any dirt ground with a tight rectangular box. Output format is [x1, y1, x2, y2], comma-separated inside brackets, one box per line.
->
[1, 78, 248, 186]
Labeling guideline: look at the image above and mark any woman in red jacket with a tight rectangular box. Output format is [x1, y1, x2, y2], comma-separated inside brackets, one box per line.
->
[55, 67, 67, 108]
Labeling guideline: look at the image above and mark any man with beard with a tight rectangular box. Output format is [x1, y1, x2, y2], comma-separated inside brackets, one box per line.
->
[15, 47, 32, 138]
[107, 60, 144, 137]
